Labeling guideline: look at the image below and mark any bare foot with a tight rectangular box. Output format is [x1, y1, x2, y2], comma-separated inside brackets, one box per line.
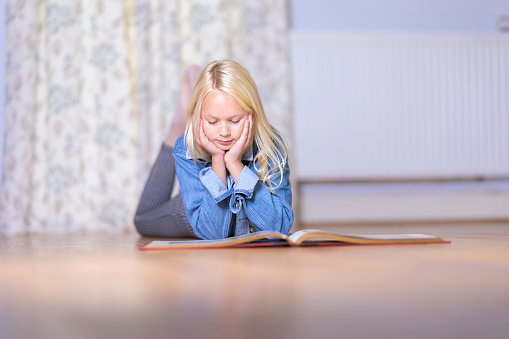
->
[181, 65, 203, 107]
[164, 65, 204, 147]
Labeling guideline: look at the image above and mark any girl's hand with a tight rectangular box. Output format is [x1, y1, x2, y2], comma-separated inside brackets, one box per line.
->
[225, 113, 253, 166]
[198, 118, 225, 158]
[199, 118, 228, 185]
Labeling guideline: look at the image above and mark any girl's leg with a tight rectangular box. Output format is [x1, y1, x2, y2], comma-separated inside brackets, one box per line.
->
[134, 145, 195, 237]
[134, 146, 194, 237]
[134, 66, 202, 238]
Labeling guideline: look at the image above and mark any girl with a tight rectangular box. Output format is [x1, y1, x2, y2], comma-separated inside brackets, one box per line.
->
[134, 60, 293, 239]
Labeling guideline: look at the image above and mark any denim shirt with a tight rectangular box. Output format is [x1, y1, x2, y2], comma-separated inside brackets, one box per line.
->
[173, 134, 293, 240]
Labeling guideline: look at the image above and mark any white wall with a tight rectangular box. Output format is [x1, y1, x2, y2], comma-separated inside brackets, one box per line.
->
[290, 0, 509, 224]
[290, 0, 509, 32]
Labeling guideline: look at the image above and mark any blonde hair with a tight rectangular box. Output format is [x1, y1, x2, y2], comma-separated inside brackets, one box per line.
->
[184, 59, 288, 190]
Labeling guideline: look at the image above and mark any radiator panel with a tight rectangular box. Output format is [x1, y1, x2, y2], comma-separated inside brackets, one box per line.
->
[292, 33, 509, 181]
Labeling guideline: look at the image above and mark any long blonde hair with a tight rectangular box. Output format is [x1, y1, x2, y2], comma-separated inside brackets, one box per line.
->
[184, 59, 288, 190]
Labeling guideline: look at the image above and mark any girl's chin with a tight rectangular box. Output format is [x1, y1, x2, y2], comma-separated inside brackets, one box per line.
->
[215, 144, 233, 151]
[214, 140, 236, 150]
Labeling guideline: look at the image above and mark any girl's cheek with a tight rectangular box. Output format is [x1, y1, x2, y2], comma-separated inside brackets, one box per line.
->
[235, 126, 244, 136]
[202, 127, 212, 138]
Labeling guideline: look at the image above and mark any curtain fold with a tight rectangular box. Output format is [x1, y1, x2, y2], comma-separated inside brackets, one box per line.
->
[0, 0, 292, 235]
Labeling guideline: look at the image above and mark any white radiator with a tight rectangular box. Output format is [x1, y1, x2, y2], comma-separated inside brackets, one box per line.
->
[291, 32, 509, 224]
[292, 32, 509, 181]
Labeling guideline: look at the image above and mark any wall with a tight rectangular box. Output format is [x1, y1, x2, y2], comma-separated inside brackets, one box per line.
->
[290, 0, 509, 225]
[290, 0, 508, 32]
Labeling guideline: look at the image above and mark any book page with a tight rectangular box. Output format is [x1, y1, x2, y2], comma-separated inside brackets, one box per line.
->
[143, 231, 289, 249]
[344, 234, 438, 240]
[289, 229, 442, 245]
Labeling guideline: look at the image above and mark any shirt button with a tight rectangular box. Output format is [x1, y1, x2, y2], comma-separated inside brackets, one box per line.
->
[250, 227, 256, 233]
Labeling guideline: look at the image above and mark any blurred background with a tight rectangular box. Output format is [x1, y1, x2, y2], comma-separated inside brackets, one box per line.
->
[1, 0, 508, 235]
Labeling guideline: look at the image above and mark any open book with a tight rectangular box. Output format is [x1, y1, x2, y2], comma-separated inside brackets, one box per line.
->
[138, 229, 449, 250]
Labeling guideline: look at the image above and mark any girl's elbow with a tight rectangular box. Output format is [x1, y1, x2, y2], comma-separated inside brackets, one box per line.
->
[192, 218, 224, 240]
[281, 208, 294, 234]
[281, 217, 293, 234]
[194, 227, 221, 240]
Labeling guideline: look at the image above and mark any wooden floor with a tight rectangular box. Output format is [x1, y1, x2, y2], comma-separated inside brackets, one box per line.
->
[1, 222, 509, 339]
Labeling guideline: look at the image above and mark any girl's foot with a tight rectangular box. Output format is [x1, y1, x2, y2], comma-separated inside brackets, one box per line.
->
[164, 65, 203, 147]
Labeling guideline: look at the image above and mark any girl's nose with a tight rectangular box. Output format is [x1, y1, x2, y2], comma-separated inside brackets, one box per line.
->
[219, 123, 230, 137]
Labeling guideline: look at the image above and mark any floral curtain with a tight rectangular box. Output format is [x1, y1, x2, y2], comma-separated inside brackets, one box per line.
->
[0, 0, 292, 235]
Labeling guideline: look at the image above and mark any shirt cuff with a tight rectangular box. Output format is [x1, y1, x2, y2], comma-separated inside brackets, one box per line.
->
[234, 166, 259, 199]
[199, 167, 232, 203]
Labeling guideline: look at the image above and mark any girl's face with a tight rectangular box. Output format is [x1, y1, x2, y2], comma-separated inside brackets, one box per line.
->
[201, 90, 250, 151]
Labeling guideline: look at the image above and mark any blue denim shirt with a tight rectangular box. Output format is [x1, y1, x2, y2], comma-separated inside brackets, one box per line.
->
[173, 134, 293, 240]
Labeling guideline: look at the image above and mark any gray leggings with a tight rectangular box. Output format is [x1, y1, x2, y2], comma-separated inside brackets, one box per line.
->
[134, 144, 197, 238]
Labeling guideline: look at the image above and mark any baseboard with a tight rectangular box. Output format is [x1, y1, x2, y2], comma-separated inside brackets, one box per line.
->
[298, 182, 509, 224]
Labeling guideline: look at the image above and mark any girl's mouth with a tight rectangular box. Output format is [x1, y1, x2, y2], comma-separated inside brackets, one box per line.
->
[218, 140, 233, 145]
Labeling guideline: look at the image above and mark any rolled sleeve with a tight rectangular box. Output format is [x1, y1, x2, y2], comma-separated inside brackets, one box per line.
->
[234, 166, 259, 199]
[199, 167, 232, 203]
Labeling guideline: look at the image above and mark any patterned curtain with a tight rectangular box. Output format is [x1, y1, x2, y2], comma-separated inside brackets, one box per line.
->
[0, 0, 292, 234]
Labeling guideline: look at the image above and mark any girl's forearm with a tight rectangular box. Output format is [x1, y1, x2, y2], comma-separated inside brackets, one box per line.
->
[211, 155, 228, 186]
[225, 160, 244, 184]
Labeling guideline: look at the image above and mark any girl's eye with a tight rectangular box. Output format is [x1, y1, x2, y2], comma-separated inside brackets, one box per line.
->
[208, 121, 217, 125]
[231, 120, 240, 124]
